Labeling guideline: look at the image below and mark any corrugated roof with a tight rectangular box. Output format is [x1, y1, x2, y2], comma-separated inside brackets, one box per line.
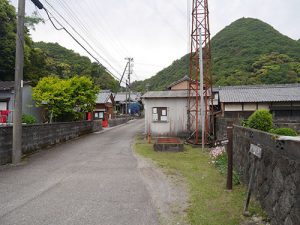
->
[142, 90, 188, 98]
[96, 90, 112, 104]
[216, 84, 300, 103]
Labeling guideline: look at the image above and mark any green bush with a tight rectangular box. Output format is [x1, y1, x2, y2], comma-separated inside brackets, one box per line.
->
[269, 128, 298, 136]
[247, 109, 273, 132]
[22, 114, 36, 124]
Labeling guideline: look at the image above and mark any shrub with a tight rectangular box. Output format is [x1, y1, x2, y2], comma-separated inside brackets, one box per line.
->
[210, 147, 240, 185]
[22, 114, 36, 124]
[269, 128, 298, 136]
[247, 109, 273, 132]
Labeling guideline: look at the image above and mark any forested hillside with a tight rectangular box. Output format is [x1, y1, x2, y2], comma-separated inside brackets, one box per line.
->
[132, 18, 300, 91]
[0, 0, 118, 91]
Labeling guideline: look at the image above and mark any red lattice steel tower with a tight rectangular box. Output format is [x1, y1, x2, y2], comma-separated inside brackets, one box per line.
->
[187, 0, 213, 144]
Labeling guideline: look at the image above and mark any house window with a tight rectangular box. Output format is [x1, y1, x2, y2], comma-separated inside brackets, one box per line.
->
[0, 101, 8, 110]
[152, 107, 168, 122]
[94, 111, 104, 119]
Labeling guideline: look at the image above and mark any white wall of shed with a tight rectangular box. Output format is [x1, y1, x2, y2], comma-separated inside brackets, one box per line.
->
[144, 98, 188, 136]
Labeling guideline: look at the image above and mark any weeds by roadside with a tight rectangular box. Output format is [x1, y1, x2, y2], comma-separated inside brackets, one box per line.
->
[135, 135, 268, 225]
[210, 146, 240, 185]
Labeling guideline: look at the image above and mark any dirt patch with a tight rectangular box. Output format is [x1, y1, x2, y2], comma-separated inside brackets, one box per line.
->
[134, 152, 189, 225]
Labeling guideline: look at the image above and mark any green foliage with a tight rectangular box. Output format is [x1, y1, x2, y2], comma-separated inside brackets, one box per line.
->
[0, 0, 17, 80]
[135, 137, 265, 225]
[22, 114, 36, 124]
[251, 53, 300, 84]
[33, 76, 99, 122]
[131, 54, 189, 92]
[131, 18, 300, 91]
[269, 128, 298, 136]
[247, 109, 273, 132]
[24, 11, 44, 31]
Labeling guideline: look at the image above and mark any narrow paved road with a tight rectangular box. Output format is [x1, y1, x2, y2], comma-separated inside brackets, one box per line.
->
[0, 119, 159, 225]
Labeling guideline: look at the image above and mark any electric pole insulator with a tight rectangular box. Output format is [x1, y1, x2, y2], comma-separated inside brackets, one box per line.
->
[31, 0, 44, 9]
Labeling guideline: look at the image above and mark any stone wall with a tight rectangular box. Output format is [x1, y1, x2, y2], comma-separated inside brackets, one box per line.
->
[233, 125, 300, 225]
[0, 120, 102, 165]
[108, 117, 131, 127]
[275, 122, 300, 133]
[215, 117, 241, 140]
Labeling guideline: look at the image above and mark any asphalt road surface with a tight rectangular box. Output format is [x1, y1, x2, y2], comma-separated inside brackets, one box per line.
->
[0, 119, 159, 225]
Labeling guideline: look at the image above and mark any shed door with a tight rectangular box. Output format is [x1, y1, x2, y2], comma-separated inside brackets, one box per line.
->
[0, 102, 7, 110]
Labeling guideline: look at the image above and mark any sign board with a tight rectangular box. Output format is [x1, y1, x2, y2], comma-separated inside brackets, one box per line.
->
[249, 144, 262, 158]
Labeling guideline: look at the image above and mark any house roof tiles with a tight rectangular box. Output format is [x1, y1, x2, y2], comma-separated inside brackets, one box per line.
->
[0, 81, 15, 91]
[216, 84, 300, 103]
[96, 90, 112, 104]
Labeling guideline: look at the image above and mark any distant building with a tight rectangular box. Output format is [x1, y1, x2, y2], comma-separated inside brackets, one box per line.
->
[94, 90, 115, 120]
[114, 92, 142, 114]
[143, 75, 300, 137]
[0, 81, 42, 123]
[143, 75, 214, 137]
[215, 84, 300, 121]
[167, 75, 190, 90]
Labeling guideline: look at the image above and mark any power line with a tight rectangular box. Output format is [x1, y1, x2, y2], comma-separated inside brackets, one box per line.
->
[56, 0, 127, 66]
[43, 0, 124, 81]
[31, 0, 125, 83]
[49, 0, 127, 77]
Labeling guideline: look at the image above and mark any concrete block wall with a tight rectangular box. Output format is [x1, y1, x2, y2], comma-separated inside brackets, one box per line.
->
[0, 120, 102, 165]
[215, 117, 241, 140]
[108, 117, 131, 127]
[233, 126, 300, 225]
[275, 122, 300, 134]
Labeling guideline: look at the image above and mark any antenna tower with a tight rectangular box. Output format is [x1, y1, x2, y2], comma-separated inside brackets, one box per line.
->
[187, 0, 213, 144]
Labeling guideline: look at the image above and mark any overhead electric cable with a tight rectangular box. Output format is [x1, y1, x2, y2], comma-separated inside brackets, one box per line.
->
[31, 0, 125, 83]
[43, 0, 124, 81]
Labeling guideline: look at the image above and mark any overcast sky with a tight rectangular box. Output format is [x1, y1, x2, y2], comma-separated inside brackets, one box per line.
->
[11, 0, 300, 82]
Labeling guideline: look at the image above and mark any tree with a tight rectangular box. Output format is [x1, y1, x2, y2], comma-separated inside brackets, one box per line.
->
[251, 53, 300, 84]
[0, 0, 17, 80]
[33, 76, 99, 122]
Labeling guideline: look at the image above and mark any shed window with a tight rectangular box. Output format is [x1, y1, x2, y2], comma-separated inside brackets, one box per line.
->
[152, 107, 168, 122]
[94, 111, 104, 119]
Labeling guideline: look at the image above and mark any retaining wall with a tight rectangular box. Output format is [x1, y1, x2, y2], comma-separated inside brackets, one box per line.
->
[108, 117, 131, 127]
[215, 117, 241, 140]
[0, 120, 102, 165]
[275, 122, 300, 133]
[233, 125, 300, 225]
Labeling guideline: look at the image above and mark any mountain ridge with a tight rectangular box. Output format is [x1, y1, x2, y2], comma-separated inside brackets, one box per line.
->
[131, 17, 300, 92]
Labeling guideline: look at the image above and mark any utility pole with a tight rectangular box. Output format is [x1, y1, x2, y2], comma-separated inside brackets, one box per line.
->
[12, 0, 26, 164]
[125, 57, 133, 115]
[125, 80, 128, 114]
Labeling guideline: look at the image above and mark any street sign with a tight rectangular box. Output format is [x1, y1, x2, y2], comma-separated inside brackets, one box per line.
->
[249, 144, 262, 158]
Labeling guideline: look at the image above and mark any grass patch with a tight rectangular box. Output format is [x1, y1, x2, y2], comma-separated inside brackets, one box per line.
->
[135, 136, 265, 225]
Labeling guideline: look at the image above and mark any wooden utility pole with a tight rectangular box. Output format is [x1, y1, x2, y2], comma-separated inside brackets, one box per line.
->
[125, 57, 133, 114]
[12, 0, 26, 164]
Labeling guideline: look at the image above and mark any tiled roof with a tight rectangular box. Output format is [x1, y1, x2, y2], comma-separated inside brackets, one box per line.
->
[114, 92, 142, 102]
[142, 90, 188, 98]
[96, 90, 112, 104]
[0, 81, 15, 91]
[0, 81, 31, 91]
[216, 84, 300, 103]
